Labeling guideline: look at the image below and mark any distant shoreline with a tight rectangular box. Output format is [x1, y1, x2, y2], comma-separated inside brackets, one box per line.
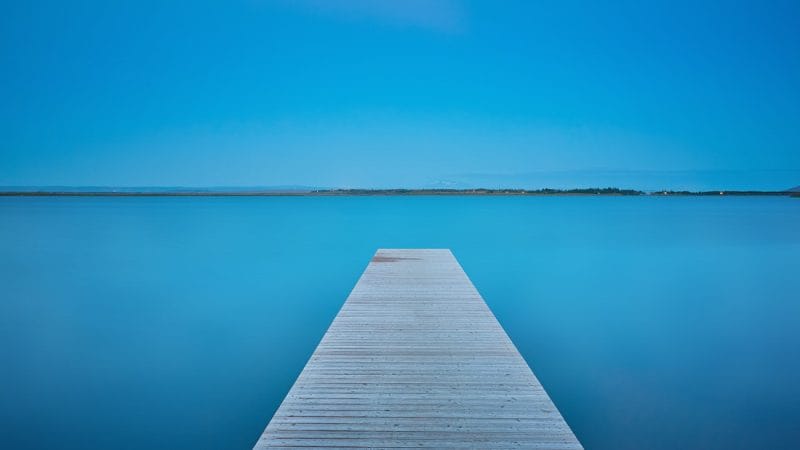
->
[1, 188, 797, 197]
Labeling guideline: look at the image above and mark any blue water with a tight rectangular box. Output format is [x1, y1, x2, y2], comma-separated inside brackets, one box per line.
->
[1, 196, 798, 449]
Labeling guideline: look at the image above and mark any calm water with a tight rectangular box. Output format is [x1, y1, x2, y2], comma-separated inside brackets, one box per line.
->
[1, 196, 799, 449]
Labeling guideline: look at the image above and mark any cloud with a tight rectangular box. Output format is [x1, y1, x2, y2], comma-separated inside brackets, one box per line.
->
[449, 169, 800, 191]
[283, 0, 466, 33]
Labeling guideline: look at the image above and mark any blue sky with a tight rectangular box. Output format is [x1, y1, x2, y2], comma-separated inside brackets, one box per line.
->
[2, 0, 799, 190]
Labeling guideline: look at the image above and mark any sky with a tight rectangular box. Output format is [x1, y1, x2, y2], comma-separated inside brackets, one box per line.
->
[1, 0, 799, 190]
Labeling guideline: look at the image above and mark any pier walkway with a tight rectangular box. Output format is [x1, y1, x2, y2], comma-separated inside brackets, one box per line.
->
[254, 249, 582, 449]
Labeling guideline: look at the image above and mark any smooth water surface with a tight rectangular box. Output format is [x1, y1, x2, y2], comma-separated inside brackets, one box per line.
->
[1, 196, 799, 449]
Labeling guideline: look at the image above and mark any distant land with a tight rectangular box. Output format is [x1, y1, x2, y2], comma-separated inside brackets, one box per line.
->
[0, 185, 324, 194]
[1, 187, 798, 197]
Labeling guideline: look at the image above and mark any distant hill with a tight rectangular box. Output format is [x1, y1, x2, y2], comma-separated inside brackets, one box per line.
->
[788, 185, 800, 192]
[0, 185, 326, 194]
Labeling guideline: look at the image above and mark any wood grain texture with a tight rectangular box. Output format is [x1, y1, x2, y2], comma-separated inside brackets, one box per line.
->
[254, 249, 582, 449]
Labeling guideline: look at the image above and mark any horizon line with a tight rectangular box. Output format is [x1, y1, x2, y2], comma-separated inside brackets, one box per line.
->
[1, 186, 798, 197]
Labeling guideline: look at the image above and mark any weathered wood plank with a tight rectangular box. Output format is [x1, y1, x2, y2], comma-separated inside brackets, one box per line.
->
[254, 249, 582, 449]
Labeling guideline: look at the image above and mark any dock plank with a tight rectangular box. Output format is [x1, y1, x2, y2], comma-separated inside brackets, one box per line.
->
[254, 249, 582, 449]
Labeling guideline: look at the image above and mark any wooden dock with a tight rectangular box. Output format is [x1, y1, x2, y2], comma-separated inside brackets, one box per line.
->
[254, 249, 582, 449]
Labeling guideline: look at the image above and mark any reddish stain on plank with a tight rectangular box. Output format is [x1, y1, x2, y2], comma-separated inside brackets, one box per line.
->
[371, 256, 422, 263]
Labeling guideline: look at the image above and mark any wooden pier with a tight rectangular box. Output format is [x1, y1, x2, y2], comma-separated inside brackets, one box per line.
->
[254, 249, 582, 449]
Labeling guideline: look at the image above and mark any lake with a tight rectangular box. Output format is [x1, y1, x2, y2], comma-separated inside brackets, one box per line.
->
[1, 196, 798, 449]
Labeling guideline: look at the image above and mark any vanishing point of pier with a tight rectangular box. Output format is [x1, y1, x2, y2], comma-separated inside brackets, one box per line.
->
[254, 249, 582, 449]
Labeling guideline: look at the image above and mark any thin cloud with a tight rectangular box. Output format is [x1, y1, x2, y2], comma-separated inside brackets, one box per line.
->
[450, 169, 800, 191]
[283, 0, 466, 33]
